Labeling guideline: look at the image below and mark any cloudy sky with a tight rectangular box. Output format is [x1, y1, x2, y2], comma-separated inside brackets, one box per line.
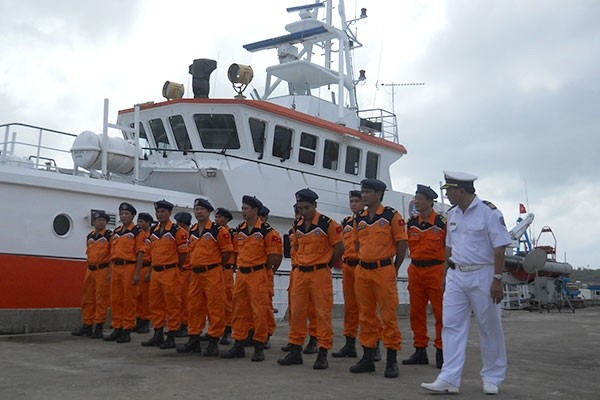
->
[1, 0, 598, 269]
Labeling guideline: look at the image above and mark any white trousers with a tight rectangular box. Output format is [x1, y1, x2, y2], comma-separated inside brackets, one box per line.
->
[437, 267, 507, 387]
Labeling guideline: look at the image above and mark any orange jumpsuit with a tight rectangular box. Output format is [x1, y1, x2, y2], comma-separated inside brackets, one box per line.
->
[81, 229, 111, 325]
[148, 221, 188, 332]
[110, 223, 146, 330]
[187, 220, 233, 337]
[288, 226, 317, 336]
[289, 212, 342, 350]
[136, 231, 152, 321]
[266, 229, 282, 336]
[221, 225, 236, 329]
[179, 250, 192, 327]
[340, 214, 361, 337]
[232, 219, 282, 344]
[407, 211, 446, 350]
[354, 204, 408, 350]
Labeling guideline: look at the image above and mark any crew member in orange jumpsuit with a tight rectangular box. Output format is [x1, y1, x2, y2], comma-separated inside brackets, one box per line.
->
[104, 202, 146, 343]
[141, 200, 188, 349]
[174, 211, 193, 337]
[221, 195, 282, 362]
[134, 212, 153, 334]
[278, 188, 344, 370]
[72, 211, 111, 339]
[350, 178, 408, 378]
[403, 184, 446, 369]
[215, 207, 236, 345]
[178, 198, 233, 356]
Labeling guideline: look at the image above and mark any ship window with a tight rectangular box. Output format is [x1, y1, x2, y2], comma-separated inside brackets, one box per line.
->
[249, 118, 266, 155]
[169, 115, 191, 151]
[52, 213, 72, 237]
[298, 132, 317, 165]
[322, 140, 339, 170]
[272, 125, 292, 160]
[149, 119, 171, 150]
[194, 114, 240, 150]
[129, 122, 152, 156]
[366, 152, 379, 178]
[345, 146, 361, 175]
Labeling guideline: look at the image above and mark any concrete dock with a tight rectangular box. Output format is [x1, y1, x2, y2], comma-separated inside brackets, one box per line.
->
[1, 307, 599, 399]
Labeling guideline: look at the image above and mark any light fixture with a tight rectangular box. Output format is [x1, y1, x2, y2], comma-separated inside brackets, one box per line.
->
[227, 63, 253, 99]
[162, 81, 184, 100]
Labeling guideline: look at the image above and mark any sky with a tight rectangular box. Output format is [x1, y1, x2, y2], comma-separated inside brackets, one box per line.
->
[1, 0, 598, 269]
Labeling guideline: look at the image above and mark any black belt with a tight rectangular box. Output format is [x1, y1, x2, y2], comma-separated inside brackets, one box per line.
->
[152, 264, 177, 272]
[192, 264, 220, 273]
[142, 261, 152, 267]
[113, 259, 136, 265]
[223, 264, 235, 270]
[298, 264, 328, 272]
[412, 259, 444, 267]
[291, 265, 298, 270]
[88, 263, 109, 271]
[238, 265, 265, 274]
[344, 259, 359, 267]
[360, 258, 393, 270]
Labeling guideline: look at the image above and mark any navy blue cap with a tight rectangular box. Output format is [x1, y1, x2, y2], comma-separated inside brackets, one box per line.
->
[215, 207, 233, 221]
[137, 212, 154, 223]
[119, 202, 137, 216]
[258, 206, 270, 217]
[154, 199, 174, 211]
[242, 195, 263, 209]
[349, 190, 362, 199]
[194, 198, 214, 212]
[174, 212, 192, 226]
[295, 188, 319, 203]
[416, 184, 438, 200]
[360, 178, 386, 192]
[92, 210, 110, 222]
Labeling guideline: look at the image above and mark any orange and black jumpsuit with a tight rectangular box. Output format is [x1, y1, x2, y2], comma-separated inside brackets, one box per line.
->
[136, 229, 152, 322]
[81, 228, 112, 326]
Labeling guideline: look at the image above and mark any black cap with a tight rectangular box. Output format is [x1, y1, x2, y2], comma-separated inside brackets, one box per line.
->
[174, 212, 192, 226]
[349, 190, 362, 199]
[258, 206, 270, 217]
[118, 202, 137, 216]
[242, 195, 263, 209]
[416, 184, 438, 200]
[215, 207, 233, 221]
[137, 212, 154, 223]
[360, 178, 386, 192]
[194, 198, 214, 212]
[295, 188, 319, 203]
[154, 199, 174, 211]
[92, 210, 110, 222]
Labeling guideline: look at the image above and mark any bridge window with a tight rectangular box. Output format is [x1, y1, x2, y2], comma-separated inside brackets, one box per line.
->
[169, 115, 191, 151]
[149, 119, 171, 149]
[323, 140, 339, 170]
[249, 118, 266, 155]
[366, 151, 379, 178]
[345, 146, 361, 175]
[273, 125, 292, 160]
[298, 132, 317, 165]
[129, 122, 152, 157]
[193, 114, 240, 150]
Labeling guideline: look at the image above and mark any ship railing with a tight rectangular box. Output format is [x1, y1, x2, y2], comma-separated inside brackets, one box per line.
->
[357, 108, 399, 143]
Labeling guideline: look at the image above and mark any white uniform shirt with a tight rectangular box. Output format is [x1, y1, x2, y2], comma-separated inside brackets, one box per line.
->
[446, 196, 511, 265]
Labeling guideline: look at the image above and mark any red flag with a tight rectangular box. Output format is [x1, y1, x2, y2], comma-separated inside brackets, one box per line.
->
[519, 203, 527, 214]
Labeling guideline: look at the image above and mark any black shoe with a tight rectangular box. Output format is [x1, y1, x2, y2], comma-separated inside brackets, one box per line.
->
[177, 335, 202, 353]
[264, 336, 271, 350]
[132, 317, 141, 333]
[159, 332, 176, 349]
[349, 347, 376, 373]
[103, 328, 123, 342]
[384, 349, 399, 378]
[116, 329, 131, 343]
[402, 347, 429, 365]
[242, 330, 255, 347]
[281, 343, 293, 352]
[71, 324, 93, 337]
[91, 324, 104, 339]
[175, 324, 188, 338]
[436, 348, 444, 369]
[332, 336, 357, 358]
[221, 341, 246, 358]
[374, 341, 382, 362]
[219, 326, 232, 345]
[204, 336, 219, 357]
[141, 327, 165, 347]
[313, 348, 329, 370]
[136, 319, 150, 334]
[277, 344, 303, 365]
[303, 336, 318, 354]
[252, 342, 265, 362]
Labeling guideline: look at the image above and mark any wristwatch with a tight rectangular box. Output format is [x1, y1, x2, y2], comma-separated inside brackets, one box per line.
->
[493, 273, 503, 280]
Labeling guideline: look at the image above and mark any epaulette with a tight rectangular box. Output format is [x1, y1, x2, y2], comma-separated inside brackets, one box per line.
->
[482, 200, 497, 210]
[319, 214, 332, 224]
[341, 216, 352, 224]
[236, 222, 245, 230]
[434, 214, 447, 229]
[382, 206, 397, 221]
[262, 221, 273, 232]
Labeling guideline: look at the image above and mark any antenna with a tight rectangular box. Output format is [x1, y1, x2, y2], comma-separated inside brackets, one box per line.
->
[379, 82, 425, 116]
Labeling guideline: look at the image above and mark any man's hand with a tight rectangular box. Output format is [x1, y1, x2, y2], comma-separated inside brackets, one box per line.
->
[490, 279, 503, 304]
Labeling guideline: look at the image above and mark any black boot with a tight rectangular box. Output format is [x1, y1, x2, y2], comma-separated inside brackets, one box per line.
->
[252, 342, 265, 362]
[91, 324, 103, 339]
[384, 349, 399, 378]
[402, 347, 429, 365]
[374, 341, 382, 362]
[159, 332, 176, 349]
[303, 336, 318, 354]
[436, 347, 444, 369]
[313, 348, 329, 370]
[141, 327, 164, 347]
[205, 336, 219, 356]
[281, 343, 294, 352]
[242, 329, 255, 347]
[219, 326, 232, 345]
[71, 323, 93, 337]
[175, 324, 188, 338]
[137, 319, 150, 334]
[177, 335, 202, 353]
[332, 336, 357, 358]
[116, 329, 131, 343]
[221, 340, 246, 358]
[349, 347, 376, 373]
[132, 317, 141, 333]
[277, 344, 303, 365]
[103, 328, 123, 342]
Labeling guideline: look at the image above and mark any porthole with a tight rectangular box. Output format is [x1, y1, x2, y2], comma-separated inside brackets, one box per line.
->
[53, 214, 72, 237]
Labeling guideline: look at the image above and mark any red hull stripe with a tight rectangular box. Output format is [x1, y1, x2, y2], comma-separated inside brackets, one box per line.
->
[0, 253, 86, 309]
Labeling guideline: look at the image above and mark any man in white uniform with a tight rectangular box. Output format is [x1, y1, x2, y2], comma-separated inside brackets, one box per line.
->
[421, 171, 511, 395]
